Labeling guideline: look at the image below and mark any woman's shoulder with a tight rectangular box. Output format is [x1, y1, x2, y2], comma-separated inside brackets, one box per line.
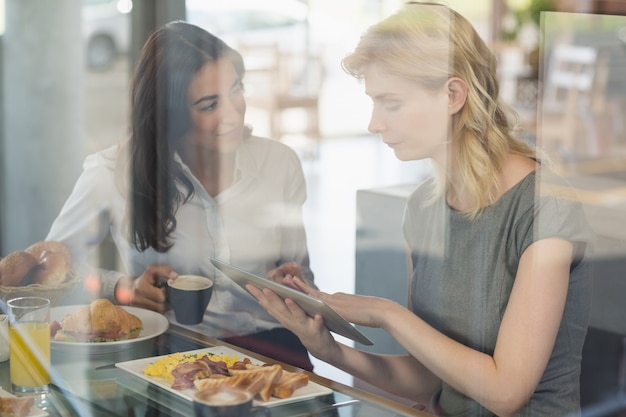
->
[243, 135, 301, 163]
[498, 154, 538, 194]
[407, 177, 437, 204]
[80, 144, 129, 192]
[84, 144, 124, 168]
[246, 134, 296, 151]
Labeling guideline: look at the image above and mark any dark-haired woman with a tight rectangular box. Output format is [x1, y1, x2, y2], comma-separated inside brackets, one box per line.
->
[47, 21, 315, 370]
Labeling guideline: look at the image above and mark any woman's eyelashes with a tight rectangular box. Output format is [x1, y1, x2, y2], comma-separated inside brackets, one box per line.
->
[197, 83, 243, 112]
[198, 101, 218, 112]
[371, 97, 401, 112]
[385, 102, 401, 111]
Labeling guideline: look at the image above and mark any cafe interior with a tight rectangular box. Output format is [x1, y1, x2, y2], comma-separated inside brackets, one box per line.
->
[1, 0, 626, 416]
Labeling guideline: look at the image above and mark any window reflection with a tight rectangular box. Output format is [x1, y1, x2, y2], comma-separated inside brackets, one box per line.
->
[83, 0, 132, 70]
[0, 1, 625, 415]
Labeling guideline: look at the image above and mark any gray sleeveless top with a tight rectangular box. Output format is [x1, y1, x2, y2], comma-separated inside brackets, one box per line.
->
[403, 170, 593, 416]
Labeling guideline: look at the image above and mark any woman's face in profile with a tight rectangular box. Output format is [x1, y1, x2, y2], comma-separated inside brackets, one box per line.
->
[185, 58, 246, 153]
[364, 65, 450, 163]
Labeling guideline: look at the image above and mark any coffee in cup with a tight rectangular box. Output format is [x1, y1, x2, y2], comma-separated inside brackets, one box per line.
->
[193, 388, 270, 417]
[167, 275, 214, 325]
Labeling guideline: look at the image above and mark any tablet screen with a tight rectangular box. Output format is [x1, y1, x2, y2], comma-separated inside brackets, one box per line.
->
[210, 258, 373, 346]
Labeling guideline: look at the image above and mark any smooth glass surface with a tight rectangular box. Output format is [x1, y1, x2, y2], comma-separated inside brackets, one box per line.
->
[0, 323, 428, 417]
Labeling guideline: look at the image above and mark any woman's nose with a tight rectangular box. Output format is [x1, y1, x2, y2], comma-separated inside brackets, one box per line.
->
[220, 97, 242, 123]
[368, 111, 383, 134]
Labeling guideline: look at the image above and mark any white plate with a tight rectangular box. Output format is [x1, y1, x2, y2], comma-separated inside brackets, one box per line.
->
[0, 387, 47, 417]
[50, 305, 169, 354]
[116, 346, 332, 407]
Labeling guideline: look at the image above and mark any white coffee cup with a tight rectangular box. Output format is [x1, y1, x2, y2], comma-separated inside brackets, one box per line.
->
[193, 388, 270, 417]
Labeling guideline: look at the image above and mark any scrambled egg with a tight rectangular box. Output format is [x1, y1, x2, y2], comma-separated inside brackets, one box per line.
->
[143, 352, 239, 381]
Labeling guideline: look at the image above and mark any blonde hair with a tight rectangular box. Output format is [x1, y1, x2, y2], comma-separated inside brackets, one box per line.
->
[342, 2, 537, 218]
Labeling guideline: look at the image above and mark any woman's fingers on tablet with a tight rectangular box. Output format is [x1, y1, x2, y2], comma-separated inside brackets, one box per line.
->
[281, 275, 301, 291]
[291, 276, 321, 296]
[247, 284, 318, 327]
[247, 285, 292, 314]
[280, 275, 320, 297]
[283, 297, 309, 319]
[245, 283, 261, 296]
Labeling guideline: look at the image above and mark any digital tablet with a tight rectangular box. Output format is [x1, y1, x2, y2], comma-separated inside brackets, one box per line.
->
[210, 258, 373, 346]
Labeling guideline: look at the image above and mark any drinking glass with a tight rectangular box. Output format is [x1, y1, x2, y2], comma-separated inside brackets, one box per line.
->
[0, 314, 8, 362]
[8, 297, 51, 394]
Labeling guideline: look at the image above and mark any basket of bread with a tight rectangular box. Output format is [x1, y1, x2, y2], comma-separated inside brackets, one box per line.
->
[0, 240, 78, 306]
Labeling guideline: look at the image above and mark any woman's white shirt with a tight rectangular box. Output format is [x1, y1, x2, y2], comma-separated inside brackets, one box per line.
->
[46, 136, 314, 338]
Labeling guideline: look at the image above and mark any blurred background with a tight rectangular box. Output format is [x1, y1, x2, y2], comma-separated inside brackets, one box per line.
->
[1, 1, 626, 415]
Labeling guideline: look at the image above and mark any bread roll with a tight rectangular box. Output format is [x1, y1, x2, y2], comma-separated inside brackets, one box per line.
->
[25, 240, 71, 264]
[0, 396, 35, 417]
[0, 251, 39, 287]
[26, 240, 71, 285]
[32, 250, 69, 285]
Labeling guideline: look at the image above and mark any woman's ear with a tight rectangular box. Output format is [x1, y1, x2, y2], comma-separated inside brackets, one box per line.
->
[447, 77, 468, 115]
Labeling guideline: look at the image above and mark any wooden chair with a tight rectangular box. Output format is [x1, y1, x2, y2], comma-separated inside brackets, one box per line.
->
[538, 43, 605, 163]
[239, 43, 323, 142]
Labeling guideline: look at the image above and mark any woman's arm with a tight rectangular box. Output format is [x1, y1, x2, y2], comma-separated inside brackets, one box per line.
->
[321, 338, 442, 403]
[46, 148, 145, 302]
[246, 284, 442, 403]
[46, 152, 117, 276]
[262, 236, 572, 415]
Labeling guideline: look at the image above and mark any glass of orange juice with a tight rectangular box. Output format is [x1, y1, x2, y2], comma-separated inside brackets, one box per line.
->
[7, 297, 51, 394]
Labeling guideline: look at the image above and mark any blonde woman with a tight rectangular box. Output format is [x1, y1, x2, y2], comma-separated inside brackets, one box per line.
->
[249, 2, 593, 415]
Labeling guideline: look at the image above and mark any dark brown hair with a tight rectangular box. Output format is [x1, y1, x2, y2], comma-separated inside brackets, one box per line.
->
[128, 21, 245, 252]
